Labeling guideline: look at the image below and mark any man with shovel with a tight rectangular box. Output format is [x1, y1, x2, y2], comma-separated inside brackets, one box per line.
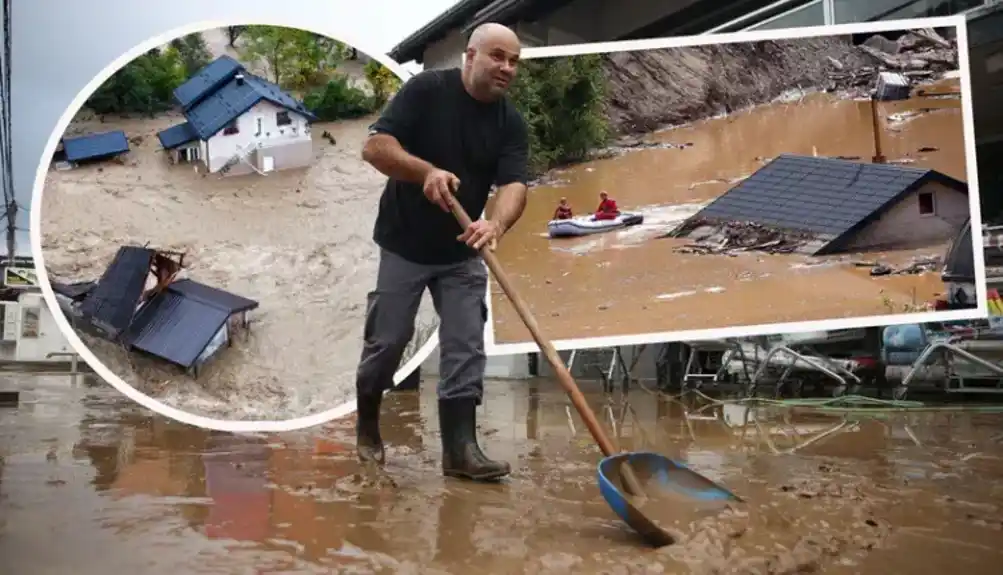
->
[354, 22, 529, 482]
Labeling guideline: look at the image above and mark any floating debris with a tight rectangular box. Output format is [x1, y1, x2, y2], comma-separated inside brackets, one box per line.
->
[668, 219, 817, 256]
[869, 256, 940, 276]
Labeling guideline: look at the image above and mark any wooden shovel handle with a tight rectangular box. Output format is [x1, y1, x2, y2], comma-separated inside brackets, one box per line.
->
[447, 197, 620, 456]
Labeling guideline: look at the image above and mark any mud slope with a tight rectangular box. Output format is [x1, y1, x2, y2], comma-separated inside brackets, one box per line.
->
[601, 37, 873, 135]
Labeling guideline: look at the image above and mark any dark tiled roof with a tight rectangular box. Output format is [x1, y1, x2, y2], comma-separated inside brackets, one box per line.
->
[182, 67, 317, 141]
[78, 246, 154, 336]
[167, 279, 259, 314]
[123, 279, 259, 370]
[687, 154, 968, 252]
[156, 122, 197, 149]
[173, 55, 243, 110]
[61, 130, 130, 163]
[125, 291, 232, 369]
[50, 280, 96, 302]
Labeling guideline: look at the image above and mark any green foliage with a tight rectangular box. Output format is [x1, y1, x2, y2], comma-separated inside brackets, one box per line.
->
[85, 48, 187, 116]
[238, 25, 343, 90]
[364, 60, 402, 108]
[304, 74, 378, 121]
[170, 32, 213, 78]
[507, 54, 610, 175]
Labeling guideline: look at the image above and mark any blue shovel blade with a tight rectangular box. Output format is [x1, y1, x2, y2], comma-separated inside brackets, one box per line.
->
[597, 451, 742, 547]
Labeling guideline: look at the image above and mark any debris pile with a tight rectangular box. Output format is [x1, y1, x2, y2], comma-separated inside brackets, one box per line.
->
[860, 256, 941, 276]
[827, 28, 959, 93]
[668, 219, 817, 256]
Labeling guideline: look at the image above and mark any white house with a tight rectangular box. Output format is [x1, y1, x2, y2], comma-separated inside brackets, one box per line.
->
[157, 55, 317, 177]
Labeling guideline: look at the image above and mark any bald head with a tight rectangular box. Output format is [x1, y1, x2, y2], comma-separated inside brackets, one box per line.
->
[462, 23, 521, 102]
[467, 22, 520, 51]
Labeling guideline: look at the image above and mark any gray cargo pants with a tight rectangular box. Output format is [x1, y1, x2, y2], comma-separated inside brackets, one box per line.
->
[356, 248, 489, 402]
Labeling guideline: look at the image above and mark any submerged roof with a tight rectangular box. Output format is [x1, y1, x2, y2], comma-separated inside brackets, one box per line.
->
[184, 72, 317, 141]
[156, 122, 197, 150]
[78, 246, 154, 336]
[684, 154, 968, 254]
[163, 56, 317, 144]
[173, 55, 244, 110]
[61, 130, 130, 163]
[124, 279, 259, 370]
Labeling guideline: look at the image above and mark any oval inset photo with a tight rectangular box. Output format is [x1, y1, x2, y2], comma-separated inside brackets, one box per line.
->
[35, 24, 438, 426]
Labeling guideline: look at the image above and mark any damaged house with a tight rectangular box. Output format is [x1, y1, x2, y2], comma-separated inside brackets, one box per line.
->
[52, 246, 259, 377]
[671, 154, 970, 255]
[156, 55, 317, 176]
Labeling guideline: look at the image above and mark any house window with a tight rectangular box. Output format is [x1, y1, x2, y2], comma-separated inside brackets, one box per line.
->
[276, 111, 292, 126]
[223, 121, 239, 136]
[918, 191, 936, 216]
[255, 117, 263, 137]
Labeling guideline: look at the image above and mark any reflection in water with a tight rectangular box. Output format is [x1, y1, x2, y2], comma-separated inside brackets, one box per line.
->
[491, 86, 968, 344]
[2, 377, 1003, 573]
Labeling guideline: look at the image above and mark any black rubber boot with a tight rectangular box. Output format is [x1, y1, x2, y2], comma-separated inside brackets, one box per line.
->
[356, 392, 385, 465]
[439, 398, 511, 481]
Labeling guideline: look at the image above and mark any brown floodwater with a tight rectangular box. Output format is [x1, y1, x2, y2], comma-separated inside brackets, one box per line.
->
[4, 375, 1002, 574]
[490, 81, 967, 345]
[36, 34, 439, 422]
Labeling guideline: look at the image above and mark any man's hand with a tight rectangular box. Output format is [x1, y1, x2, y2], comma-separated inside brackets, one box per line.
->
[423, 169, 461, 212]
[458, 219, 503, 251]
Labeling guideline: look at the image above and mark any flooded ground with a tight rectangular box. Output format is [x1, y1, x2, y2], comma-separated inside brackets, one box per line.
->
[4, 375, 1002, 574]
[36, 31, 437, 422]
[40, 119, 437, 423]
[490, 82, 968, 345]
[40, 113, 437, 421]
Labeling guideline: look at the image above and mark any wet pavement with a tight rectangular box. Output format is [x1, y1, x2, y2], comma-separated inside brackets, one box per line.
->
[490, 81, 967, 345]
[3, 375, 1002, 574]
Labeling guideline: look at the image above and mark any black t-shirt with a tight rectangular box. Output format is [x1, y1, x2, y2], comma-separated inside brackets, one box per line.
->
[368, 68, 529, 265]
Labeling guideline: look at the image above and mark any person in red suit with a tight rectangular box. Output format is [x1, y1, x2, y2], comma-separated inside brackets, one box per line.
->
[594, 190, 620, 220]
[552, 197, 573, 220]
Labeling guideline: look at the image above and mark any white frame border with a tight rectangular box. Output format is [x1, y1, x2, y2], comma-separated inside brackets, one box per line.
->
[485, 15, 988, 356]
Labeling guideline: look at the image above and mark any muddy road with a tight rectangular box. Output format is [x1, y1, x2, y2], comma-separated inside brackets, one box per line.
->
[490, 80, 968, 345]
[39, 113, 437, 421]
[3, 376, 1002, 574]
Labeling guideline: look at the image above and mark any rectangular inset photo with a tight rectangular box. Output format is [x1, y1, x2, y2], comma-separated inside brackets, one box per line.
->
[486, 16, 987, 354]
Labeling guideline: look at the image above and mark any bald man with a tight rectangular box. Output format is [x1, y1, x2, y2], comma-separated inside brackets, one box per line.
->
[354, 23, 528, 482]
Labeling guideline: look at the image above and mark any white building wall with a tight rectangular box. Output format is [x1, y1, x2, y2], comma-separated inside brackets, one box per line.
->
[205, 100, 312, 173]
[841, 182, 970, 251]
[12, 292, 76, 362]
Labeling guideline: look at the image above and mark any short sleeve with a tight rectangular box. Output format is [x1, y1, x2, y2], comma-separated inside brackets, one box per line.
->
[495, 107, 530, 187]
[368, 71, 435, 144]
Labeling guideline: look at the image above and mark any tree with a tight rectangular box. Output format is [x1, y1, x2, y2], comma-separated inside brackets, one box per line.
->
[85, 48, 187, 116]
[170, 32, 213, 78]
[304, 74, 376, 121]
[508, 54, 610, 175]
[238, 26, 342, 90]
[364, 60, 402, 108]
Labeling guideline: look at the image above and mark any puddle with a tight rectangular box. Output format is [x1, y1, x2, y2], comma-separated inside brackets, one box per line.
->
[3, 376, 1003, 574]
[491, 84, 965, 345]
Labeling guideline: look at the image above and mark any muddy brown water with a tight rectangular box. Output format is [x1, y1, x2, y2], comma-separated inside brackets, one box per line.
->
[3, 376, 1002, 574]
[39, 113, 438, 421]
[490, 82, 967, 345]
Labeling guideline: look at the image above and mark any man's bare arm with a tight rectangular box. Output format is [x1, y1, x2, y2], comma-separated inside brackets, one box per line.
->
[488, 182, 529, 235]
[361, 133, 438, 185]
